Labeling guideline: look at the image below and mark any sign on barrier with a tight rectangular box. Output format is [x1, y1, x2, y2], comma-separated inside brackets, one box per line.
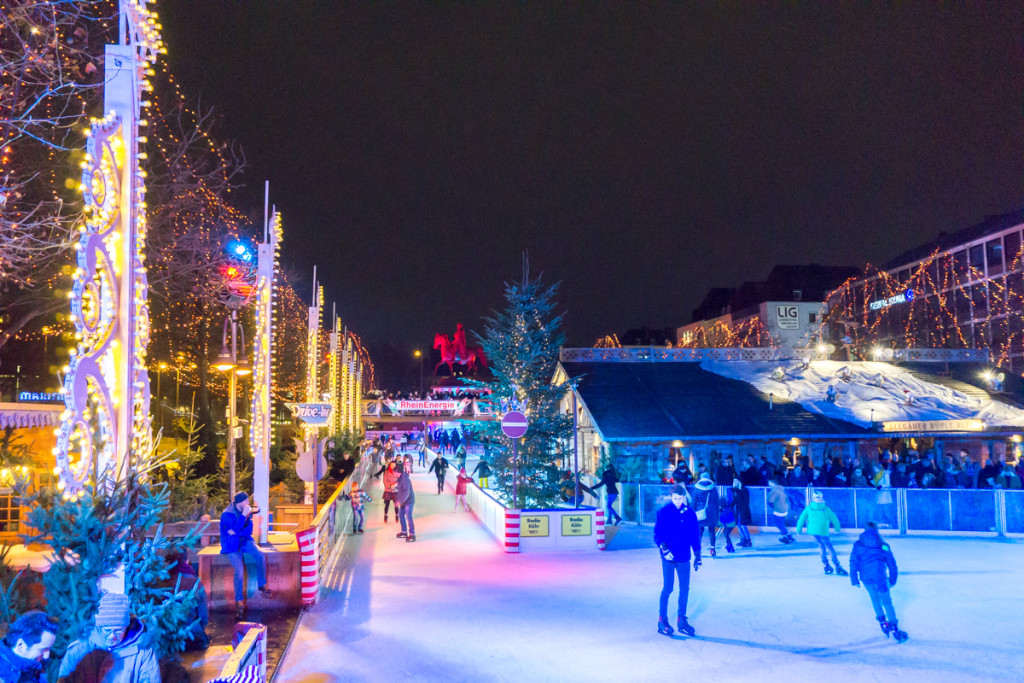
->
[521, 515, 549, 537]
[561, 514, 592, 536]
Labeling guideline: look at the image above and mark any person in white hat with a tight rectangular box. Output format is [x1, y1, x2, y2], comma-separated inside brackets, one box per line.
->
[795, 490, 846, 575]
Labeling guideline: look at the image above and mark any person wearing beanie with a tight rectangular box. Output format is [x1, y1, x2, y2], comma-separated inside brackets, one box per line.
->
[343, 480, 372, 534]
[796, 490, 846, 575]
[849, 523, 908, 642]
[57, 592, 160, 683]
[395, 459, 417, 542]
[0, 611, 58, 683]
[692, 471, 720, 556]
[220, 491, 273, 619]
[654, 484, 701, 637]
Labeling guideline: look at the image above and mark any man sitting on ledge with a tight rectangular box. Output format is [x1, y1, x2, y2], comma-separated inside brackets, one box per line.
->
[221, 491, 273, 618]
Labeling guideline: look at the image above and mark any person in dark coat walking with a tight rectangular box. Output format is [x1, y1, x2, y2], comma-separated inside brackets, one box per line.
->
[654, 485, 702, 637]
[395, 460, 417, 542]
[592, 465, 623, 525]
[849, 523, 908, 642]
[0, 612, 58, 683]
[429, 453, 450, 493]
[692, 471, 720, 556]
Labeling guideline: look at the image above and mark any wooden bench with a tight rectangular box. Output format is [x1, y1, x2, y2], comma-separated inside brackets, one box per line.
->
[198, 536, 303, 610]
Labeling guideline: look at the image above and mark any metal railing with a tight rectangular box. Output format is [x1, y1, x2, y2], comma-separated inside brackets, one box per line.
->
[619, 484, 1024, 536]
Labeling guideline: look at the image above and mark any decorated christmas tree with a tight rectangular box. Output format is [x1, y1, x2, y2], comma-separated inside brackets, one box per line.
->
[469, 263, 575, 509]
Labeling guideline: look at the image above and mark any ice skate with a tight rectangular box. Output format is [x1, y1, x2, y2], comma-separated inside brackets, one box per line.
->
[657, 618, 674, 636]
[384, 514, 388, 523]
[890, 620, 909, 643]
[406, 535, 416, 542]
[739, 538, 752, 548]
[725, 543, 735, 553]
[396, 531, 408, 538]
[823, 561, 834, 575]
[876, 615, 892, 637]
[709, 547, 717, 558]
[676, 616, 696, 637]
[834, 564, 848, 576]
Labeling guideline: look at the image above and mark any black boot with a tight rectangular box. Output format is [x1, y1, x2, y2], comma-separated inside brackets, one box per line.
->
[823, 561, 834, 575]
[657, 617, 674, 636]
[890, 619, 908, 643]
[835, 564, 848, 576]
[877, 615, 892, 637]
[676, 616, 696, 637]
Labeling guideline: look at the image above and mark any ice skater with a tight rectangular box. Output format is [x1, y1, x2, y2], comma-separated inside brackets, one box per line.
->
[731, 478, 753, 547]
[768, 478, 795, 543]
[849, 522, 907, 642]
[344, 480, 371, 534]
[795, 491, 846, 575]
[454, 467, 473, 511]
[417, 439, 427, 468]
[693, 471, 720, 556]
[654, 485, 702, 637]
[395, 460, 417, 542]
[429, 452, 450, 493]
[379, 460, 399, 523]
[592, 464, 623, 525]
[472, 458, 492, 488]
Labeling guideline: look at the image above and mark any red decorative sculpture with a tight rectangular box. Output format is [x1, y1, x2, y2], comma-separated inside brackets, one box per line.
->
[434, 324, 488, 374]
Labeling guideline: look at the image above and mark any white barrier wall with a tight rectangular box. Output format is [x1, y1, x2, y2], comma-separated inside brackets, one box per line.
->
[465, 482, 606, 553]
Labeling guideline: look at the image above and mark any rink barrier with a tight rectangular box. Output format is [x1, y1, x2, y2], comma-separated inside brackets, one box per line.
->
[218, 622, 267, 680]
[624, 484, 1024, 536]
[464, 479, 606, 552]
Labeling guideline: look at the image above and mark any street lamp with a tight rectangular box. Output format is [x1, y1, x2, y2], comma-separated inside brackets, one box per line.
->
[215, 311, 249, 499]
[413, 349, 424, 397]
[156, 362, 168, 432]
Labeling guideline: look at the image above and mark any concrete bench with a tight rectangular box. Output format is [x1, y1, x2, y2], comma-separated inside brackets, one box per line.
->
[198, 537, 302, 610]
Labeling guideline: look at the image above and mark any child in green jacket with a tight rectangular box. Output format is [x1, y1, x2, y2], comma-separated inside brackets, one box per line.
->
[796, 491, 847, 575]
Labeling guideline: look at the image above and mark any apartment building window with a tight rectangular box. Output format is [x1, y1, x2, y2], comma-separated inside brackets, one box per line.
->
[0, 493, 20, 533]
[1005, 231, 1022, 271]
[968, 244, 984, 279]
[952, 250, 968, 279]
[972, 282, 988, 318]
[987, 238, 1004, 276]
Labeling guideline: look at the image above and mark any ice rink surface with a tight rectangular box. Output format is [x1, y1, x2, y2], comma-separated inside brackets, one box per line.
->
[276, 467, 1024, 683]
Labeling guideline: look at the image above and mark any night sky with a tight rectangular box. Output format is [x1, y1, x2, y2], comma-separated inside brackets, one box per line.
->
[159, 3, 1023, 358]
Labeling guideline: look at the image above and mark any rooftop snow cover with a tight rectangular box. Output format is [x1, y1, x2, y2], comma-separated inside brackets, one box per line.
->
[562, 361, 867, 442]
[700, 359, 1024, 429]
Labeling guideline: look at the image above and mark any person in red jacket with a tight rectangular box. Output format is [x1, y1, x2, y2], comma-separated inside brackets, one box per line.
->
[454, 467, 473, 512]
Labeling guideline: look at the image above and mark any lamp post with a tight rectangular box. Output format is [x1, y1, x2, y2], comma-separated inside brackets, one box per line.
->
[215, 310, 251, 500]
[413, 349, 424, 397]
[156, 362, 167, 432]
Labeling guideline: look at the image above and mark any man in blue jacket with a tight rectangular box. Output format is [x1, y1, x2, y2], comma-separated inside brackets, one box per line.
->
[0, 611, 58, 683]
[653, 484, 702, 637]
[221, 491, 272, 618]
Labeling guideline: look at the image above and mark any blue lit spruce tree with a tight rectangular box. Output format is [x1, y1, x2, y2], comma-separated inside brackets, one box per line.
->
[471, 267, 575, 509]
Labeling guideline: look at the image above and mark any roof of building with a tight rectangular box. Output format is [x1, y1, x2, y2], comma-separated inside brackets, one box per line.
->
[561, 361, 868, 442]
[882, 208, 1024, 270]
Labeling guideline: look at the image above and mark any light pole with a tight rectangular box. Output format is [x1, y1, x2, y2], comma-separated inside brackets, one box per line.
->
[413, 349, 424, 397]
[156, 362, 167, 432]
[214, 311, 251, 500]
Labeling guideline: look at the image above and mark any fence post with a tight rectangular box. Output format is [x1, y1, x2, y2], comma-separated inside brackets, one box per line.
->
[638, 484, 644, 526]
[897, 488, 907, 535]
[995, 489, 1006, 537]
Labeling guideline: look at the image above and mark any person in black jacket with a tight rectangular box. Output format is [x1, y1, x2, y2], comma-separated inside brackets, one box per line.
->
[849, 523, 908, 642]
[692, 471, 720, 556]
[654, 485, 702, 637]
[591, 465, 623, 525]
[429, 453, 450, 494]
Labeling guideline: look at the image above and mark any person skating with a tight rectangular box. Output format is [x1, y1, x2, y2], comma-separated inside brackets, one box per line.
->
[472, 458, 492, 488]
[768, 478, 795, 543]
[796, 490, 846, 575]
[692, 471, 720, 557]
[849, 522, 908, 642]
[592, 464, 623, 525]
[653, 485, 702, 637]
[396, 460, 417, 542]
[731, 478, 753, 547]
[0, 611, 58, 683]
[429, 452, 450, 494]
[454, 467, 473, 512]
[379, 460, 400, 523]
[344, 480, 371, 534]
[417, 440, 427, 468]
[718, 482, 738, 553]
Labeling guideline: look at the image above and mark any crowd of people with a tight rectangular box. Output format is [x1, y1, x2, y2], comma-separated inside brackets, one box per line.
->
[663, 450, 1024, 491]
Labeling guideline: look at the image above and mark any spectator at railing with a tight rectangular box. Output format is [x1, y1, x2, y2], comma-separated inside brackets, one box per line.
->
[739, 459, 760, 488]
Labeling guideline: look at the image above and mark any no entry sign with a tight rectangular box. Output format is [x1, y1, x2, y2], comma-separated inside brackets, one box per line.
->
[501, 410, 529, 439]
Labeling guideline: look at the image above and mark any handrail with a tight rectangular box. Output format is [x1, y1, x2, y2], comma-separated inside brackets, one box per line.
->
[218, 622, 267, 680]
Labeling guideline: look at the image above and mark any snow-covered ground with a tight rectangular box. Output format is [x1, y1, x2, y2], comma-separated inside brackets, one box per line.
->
[275, 464, 1024, 683]
[702, 359, 1024, 428]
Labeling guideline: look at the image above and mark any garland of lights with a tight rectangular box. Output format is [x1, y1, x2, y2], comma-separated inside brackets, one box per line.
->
[249, 210, 281, 464]
[329, 318, 340, 435]
[55, 0, 161, 498]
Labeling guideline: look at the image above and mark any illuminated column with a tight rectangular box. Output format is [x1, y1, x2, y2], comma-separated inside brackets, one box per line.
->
[303, 282, 322, 503]
[56, 1, 161, 501]
[328, 316, 341, 435]
[250, 209, 281, 544]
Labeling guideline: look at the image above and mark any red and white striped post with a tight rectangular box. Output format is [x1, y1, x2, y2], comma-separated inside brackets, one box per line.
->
[595, 509, 606, 550]
[295, 527, 319, 604]
[503, 509, 520, 553]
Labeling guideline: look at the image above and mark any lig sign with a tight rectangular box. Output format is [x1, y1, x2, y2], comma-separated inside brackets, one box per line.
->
[870, 289, 915, 311]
